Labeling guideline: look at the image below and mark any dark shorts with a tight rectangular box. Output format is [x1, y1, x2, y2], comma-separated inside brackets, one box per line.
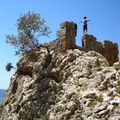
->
[83, 25, 87, 31]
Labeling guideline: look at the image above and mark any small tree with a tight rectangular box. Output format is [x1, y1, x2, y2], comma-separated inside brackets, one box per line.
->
[6, 12, 51, 55]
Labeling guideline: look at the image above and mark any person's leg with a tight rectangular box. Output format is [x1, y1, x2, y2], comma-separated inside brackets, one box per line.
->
[83, 25, 86, 34]
[84, 25, 87, 34]
[85, 25, 87, 33]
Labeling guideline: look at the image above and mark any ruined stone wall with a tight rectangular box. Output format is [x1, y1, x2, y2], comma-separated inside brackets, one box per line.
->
[57, 21, 77, 51]
[45, 21, 77, 52]
[45, 21, 119, 65]
[82, 34, 119, 65]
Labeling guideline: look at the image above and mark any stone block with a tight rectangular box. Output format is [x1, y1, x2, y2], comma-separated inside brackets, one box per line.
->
[60, 21, 76, 29]
[102, 40, 113, 48]
[57, 29, 66, 37]
[94, 41, 103, 53]
[82, 34, 119, 65]
[82, 34, 96, 42]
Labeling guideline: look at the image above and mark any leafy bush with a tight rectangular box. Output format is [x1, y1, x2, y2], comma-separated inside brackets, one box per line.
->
[72, 93, 79, 103]
[97, 95, 103, 103]
[39, 114, 49, 120]
[114, 65, 120, 71]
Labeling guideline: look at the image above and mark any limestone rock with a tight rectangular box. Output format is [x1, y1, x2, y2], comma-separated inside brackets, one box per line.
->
[0, 48, 120, 120]
[45, 22, 119, 65]
[82, 34, 119, 65]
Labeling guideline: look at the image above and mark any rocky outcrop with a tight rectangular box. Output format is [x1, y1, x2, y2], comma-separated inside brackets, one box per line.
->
[82, 34, 119, 65]
[45, 21, 119, 65]
[1, 48, 120, 120]
[0, 21, 120, 120]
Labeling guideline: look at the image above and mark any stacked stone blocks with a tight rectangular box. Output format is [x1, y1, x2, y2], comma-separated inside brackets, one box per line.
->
[82, 34, 119, 65]
[57, 21, 77, 51]
[46, 21, 119, 65]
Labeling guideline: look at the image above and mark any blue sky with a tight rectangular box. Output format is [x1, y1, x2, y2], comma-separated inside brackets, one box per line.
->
[0, 0, 120, 89]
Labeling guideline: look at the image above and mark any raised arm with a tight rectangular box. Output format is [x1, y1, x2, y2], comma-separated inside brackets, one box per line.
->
[87, 20, 91, 22]
[79, 21, 83, 24]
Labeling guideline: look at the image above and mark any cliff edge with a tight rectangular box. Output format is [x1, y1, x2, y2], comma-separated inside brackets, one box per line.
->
[0, 48, 120, 120]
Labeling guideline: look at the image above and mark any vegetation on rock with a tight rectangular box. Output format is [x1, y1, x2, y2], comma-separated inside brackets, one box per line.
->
[114, 65, 120, 71]
[6, 11, 51, 55]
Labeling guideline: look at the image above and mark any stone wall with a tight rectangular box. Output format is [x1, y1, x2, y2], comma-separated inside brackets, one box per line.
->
[45, 21, 77, 52]
[82, 34, 119, 65]
[45, 21, 119, 65]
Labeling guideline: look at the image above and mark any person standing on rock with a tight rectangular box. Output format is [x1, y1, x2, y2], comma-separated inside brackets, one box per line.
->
[80, 16, 90, 34]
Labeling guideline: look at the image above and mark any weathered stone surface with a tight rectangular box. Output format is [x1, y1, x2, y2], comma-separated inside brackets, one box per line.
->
[1, 48, 120, 120]
[82, 34, 119, 65]
[45, 21, 77, 52]
[0, 21, 120, 120]
[45, 22, 119, 66]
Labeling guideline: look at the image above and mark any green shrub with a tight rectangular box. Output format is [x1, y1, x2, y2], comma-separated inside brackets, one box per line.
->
[87, 100, 97, 107]
[97, 95, 103, 103]
[72, 93, 79, 103]
[40, 114, 49, 120]
[114, 65, 120, 71]
[116, 80, 120, 94]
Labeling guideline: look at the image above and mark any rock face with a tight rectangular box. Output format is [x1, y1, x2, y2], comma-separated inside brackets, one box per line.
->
[1, 48, 120, 120]
[45, 21, 119, 65]
[0, 21, 120, 120]
[45, 21, 77, 52]
[82, 34, 119, 66]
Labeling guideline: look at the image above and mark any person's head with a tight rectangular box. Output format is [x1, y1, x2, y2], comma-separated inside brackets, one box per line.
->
[84, 16, 87, 19]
